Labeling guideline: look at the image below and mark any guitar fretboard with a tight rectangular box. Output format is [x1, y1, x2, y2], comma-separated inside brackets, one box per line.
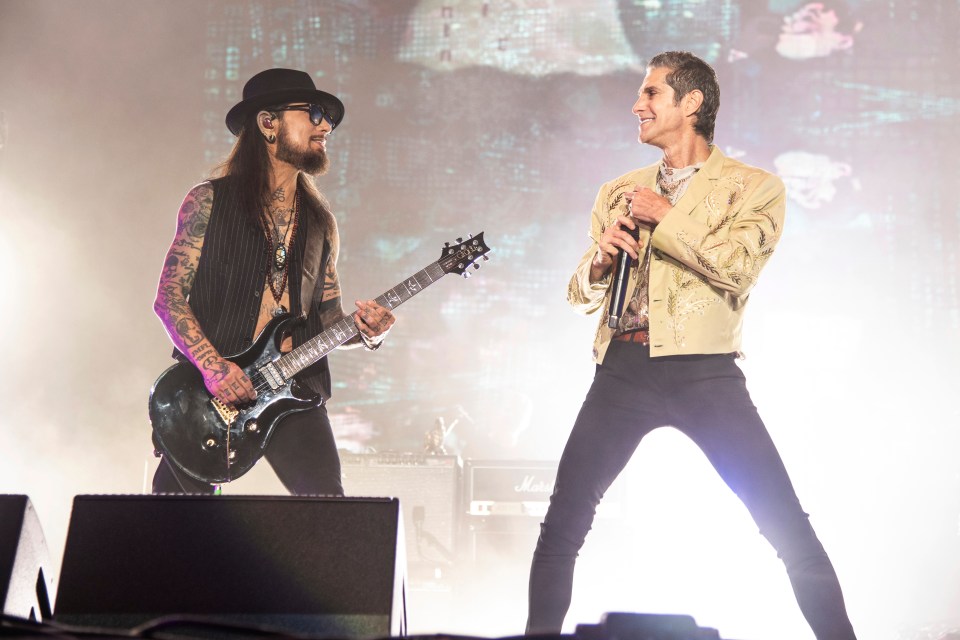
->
[276, 261, 448, 379]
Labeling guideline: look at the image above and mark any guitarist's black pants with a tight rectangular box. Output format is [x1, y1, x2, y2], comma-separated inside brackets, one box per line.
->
[152, 404, 344, 495]
[526, 341, 857, 640]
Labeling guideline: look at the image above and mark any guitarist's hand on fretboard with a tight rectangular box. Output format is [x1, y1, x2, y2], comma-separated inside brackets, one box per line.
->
[354, 299, 396, 343]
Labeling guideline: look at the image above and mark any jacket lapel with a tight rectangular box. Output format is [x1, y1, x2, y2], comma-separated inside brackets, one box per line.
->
[665, 145, 725, 220]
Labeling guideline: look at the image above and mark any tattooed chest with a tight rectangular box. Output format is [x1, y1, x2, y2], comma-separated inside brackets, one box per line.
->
[255, 282, 293, 352]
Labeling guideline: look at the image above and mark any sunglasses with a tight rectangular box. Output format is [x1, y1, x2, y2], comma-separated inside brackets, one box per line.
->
[272, 103, 337, 129]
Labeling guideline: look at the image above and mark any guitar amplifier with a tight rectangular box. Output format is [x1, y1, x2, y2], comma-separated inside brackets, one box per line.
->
[461, 460, 557, 566]
[340, 452, 461, 578]
[462, 461, 622, 564]
[464, 459, 623, 519]
[464, 459, 557, 518]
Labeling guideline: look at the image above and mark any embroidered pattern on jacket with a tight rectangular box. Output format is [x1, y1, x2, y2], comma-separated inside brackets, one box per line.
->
[665, 266, 716, 348]
[664, 172, 780, 347]
[568, 180, 634, 312]
[605, 180, 634, 224]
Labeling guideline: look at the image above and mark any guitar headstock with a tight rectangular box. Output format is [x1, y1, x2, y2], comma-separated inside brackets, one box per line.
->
[438, 232, 491, 277]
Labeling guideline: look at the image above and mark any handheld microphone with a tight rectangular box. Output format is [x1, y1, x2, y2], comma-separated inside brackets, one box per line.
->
[607, 223, 642, 329]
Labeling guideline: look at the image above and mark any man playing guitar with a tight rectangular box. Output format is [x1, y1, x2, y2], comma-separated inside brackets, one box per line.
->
[151, 68, 394, 494]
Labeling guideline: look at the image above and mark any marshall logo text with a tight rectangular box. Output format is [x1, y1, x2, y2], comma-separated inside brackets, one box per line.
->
[514, 474, 554, 494]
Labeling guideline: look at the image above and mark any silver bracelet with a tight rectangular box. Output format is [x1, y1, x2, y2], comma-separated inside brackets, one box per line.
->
[360, 331, 384, 351]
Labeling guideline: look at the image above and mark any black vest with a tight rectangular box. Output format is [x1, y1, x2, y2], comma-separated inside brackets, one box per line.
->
[176, 176, 333, 398]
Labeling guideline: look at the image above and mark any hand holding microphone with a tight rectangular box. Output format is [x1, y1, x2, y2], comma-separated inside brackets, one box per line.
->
[593, 188, 671, 327]
[602, 213, 643, 329]
[590, 214, 642, 284]
[592, 186, 669, 280]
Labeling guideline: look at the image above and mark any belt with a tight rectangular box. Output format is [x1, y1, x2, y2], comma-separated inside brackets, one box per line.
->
[613, 329, 649, 345]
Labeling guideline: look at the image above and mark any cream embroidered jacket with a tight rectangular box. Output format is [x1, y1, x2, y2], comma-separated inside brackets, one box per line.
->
[568, 145, 786, 363]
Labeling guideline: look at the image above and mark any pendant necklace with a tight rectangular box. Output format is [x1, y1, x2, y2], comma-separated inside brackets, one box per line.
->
[272, 201, 294, 271]
[264, 190, 300, 306]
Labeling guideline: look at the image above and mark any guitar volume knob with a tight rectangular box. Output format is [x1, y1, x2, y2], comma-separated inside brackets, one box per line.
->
[246, 420, 259, 433]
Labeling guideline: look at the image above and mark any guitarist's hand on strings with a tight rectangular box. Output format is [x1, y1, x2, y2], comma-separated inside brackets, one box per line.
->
[202, 357, 257, 406]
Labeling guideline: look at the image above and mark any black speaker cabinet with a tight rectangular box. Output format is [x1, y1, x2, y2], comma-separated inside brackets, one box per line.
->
[54, 495, 406, 637]
[341, 453, 460, 578]
[0, 495, 55, 621]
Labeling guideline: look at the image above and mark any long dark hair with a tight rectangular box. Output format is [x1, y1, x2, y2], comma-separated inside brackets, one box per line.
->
[209, 112, 333, 234]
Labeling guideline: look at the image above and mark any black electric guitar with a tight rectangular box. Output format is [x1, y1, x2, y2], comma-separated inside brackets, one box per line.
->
[149, 233, 490, 484]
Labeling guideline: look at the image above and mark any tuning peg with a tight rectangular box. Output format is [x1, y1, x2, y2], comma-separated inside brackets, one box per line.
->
[444, 241, 450, 247]
[473, 263, 480, 270]
[482, 255, 490, 261]
[456, 237, 463, 243]
[462, 271, 471, 279]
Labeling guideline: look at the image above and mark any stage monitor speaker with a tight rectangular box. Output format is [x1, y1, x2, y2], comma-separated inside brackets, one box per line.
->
[0, 495, 55, 622]
[576, 611, 721, 640]
[341, 453, 460, 577]
[54, 495, 406, 637]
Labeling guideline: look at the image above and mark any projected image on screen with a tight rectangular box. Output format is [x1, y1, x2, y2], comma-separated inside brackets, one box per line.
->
[196, 0, 958, 460]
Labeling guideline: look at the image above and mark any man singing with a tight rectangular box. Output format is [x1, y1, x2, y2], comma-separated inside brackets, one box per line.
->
[526, 51, 857, 640]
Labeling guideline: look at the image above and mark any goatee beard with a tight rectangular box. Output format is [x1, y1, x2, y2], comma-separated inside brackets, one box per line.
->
[276, 129, 329, 175]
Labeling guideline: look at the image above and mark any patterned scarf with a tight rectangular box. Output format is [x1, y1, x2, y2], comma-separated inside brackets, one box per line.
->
[657, 161, 702, 206]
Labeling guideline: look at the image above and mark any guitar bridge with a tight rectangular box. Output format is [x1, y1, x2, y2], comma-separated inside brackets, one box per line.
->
[210, 396, 239, 426]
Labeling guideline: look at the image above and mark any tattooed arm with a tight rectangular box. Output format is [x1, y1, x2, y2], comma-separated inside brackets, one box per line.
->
[316, 244, 395, 350]
[153, 183, 257, 404]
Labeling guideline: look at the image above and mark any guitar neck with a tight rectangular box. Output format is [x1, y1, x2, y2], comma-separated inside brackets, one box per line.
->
[275, 261, 448, 379]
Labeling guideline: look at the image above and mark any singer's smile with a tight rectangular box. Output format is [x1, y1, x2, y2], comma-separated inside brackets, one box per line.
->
[632, 66, 710, 168]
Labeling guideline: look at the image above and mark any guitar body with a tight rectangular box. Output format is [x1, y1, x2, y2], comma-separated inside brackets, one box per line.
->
[149, 313, 323, 484]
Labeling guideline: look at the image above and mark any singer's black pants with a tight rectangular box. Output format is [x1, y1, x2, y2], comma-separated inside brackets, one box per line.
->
[152, 404, 344, 496]
[526, 341, 857, 640]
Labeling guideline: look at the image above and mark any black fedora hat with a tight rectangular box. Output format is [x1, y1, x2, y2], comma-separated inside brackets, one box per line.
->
[225, 68, 345, 136]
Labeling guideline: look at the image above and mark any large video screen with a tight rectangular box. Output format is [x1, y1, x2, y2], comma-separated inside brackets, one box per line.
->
[199, 0, 959, 459]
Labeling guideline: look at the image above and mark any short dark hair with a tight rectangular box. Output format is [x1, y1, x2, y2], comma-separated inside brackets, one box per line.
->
[648, 51, 720, 143]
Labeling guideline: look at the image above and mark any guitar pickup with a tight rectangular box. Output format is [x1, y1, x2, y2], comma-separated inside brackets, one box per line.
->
[260, 363, 285, 390]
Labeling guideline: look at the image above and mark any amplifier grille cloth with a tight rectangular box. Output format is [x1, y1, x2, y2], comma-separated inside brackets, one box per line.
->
[341, 454, 461, 568]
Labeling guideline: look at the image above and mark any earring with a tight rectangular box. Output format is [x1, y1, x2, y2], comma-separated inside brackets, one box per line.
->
[265, 133, 276, 143]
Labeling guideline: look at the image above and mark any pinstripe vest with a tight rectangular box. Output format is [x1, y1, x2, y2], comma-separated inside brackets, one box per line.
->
[177, 176, 333, 398]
